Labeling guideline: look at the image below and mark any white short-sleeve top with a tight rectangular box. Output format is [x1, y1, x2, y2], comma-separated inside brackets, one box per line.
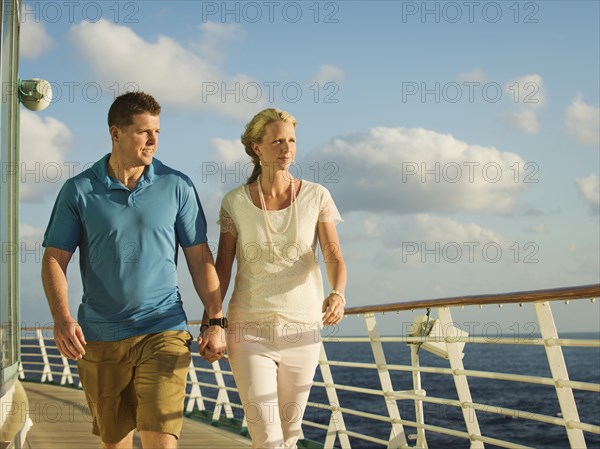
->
[219, 180, 342, 325]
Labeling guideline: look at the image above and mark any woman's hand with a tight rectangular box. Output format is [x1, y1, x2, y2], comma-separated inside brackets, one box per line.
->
[322, 292, 345, 326]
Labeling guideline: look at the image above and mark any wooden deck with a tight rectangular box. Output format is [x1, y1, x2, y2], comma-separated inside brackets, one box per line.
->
[22, 382, 251, 449]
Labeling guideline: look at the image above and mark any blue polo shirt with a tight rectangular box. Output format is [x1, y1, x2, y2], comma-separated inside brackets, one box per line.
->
[43, 154, 208, 341]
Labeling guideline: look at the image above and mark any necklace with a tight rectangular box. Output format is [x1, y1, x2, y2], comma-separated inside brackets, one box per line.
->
[257, 174, 299, 245]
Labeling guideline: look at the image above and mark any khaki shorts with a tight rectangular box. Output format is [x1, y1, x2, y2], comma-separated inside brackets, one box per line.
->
[77, 330, 192, 443]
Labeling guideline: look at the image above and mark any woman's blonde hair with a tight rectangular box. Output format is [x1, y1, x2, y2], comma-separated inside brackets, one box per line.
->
[241, 108, 297, 184]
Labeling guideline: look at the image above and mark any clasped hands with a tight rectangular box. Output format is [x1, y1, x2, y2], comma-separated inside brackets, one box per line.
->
[198, 326, 227, 363]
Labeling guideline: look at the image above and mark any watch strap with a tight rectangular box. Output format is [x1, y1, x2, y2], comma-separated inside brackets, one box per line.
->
[208, 317, 228, 329]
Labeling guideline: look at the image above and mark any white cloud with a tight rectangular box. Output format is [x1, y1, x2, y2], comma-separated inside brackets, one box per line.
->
[201, 138, 254, 187]
[68, 20, 261, 120]
[386, 214, 505, 246]
[576, 173, 600, 213]
[329, 213, 381, 243]
[503, 109, 539, 134]
[525, 224, 547, 234]
[565, 95, 600, 146]
[303, 127, 528, 214]
[311, 64, 345, 85]
[20, 223, 45, 246]
[19, 110, 73, 202]
[457, 68, 487, 83]
[196, 22, 246, 64]
[19, 20, 53, 58]
[502, 74, 545, 135]
[505, 74, 546, 108]
[210, 137, 248, 165]
[379, 214, 509, 267]
[363, 216, 382, 239]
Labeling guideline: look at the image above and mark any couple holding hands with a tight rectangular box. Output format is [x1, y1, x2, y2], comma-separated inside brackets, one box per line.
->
[42, 91, 347, 449]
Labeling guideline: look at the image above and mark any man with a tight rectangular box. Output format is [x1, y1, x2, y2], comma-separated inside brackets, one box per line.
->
[41, 92, 226, 449]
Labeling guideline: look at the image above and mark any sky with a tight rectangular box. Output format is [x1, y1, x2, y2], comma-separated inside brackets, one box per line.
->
[12, 0, 600, 336]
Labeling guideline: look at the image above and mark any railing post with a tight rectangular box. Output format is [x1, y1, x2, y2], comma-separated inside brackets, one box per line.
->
[319, 342, 351, 449]
[241, 415, 248, 436]
[436, 307, 483, 449]
[409, 344, 428, 448]
[364, 313, 409, 449]
[60, 355, 74, 385]
[534, 301, 587, 448]
[37, 328, 53, 383]
[211, 359, 234, 421]
[186, 356, 205, 413]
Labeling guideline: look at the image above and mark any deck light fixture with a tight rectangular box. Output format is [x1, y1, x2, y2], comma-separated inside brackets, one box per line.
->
[18, 78, 52, 111]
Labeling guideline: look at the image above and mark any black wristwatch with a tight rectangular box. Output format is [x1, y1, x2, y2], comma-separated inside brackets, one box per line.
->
[200, 317, 228, 333]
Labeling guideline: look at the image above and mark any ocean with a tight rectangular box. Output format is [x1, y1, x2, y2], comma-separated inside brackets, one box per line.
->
[305, 334, 600, 449]
[20, 333, 600, 448]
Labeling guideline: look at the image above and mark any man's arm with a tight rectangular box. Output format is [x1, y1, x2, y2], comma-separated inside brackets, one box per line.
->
[41, 246, 86, 360]
[182, 243, 226, 359]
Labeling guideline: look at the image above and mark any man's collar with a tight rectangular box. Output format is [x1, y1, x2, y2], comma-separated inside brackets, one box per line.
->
[92, 154, 156, 190]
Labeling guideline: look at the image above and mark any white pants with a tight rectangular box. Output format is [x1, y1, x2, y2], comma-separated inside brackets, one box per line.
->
[227, 322, 321, 449]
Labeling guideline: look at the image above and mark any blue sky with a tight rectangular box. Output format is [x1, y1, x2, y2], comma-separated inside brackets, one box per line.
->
[15, 1, 600, 334]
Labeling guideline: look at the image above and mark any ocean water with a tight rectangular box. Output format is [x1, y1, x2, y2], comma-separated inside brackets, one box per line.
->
[20, 333, 600, 448]
[304, 333, 600, 449]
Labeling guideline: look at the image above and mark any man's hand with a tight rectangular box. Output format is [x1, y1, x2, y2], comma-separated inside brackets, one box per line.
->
[54, 319, 87, 360]
[198, 326, 226, 363]
[42, 247, 85, 360]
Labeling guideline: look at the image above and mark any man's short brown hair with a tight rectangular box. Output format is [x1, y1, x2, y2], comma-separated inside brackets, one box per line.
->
[108, 91, 161, 128]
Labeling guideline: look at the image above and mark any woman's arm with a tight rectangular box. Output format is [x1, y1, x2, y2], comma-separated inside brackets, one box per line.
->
[317, 221, 347, 325]
[198, 230, 237, 361]
[215, 230, 237, 300]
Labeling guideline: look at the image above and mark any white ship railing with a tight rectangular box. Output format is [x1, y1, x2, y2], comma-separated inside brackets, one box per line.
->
[18, 284, 600, 448]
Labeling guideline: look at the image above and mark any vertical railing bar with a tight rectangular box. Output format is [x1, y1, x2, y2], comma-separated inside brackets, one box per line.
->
[533, 301, 587, 449]
[60, 355, 74, 385]
[409, 344, 428, 448]
[37, 328, 53, 383]
[211, 359, 234, 421]
[364, 313, 410, 449]
[240, 414, 248, 436]
[437, 307, 484, 449]
[186, 356, 205, 413]
[319, 341, 352, 449]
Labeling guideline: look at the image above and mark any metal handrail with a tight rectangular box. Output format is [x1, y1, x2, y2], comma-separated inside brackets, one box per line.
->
[341, 283, 600, 315]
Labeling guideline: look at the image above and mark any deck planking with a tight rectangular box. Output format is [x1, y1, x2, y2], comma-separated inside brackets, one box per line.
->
[22, 382, 251, 449]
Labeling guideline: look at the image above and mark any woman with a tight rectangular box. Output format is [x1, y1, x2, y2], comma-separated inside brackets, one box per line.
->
[207, 108, 347, 448]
